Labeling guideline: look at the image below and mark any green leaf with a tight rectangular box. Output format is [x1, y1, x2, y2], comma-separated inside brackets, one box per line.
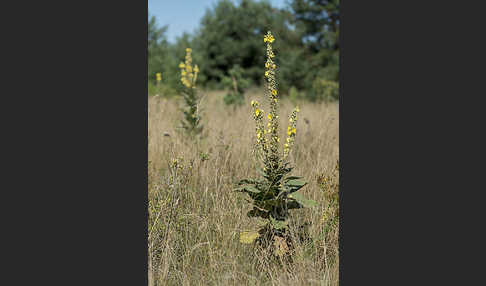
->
[286, 179, 306, 187]
[284, 176, 302, 181]
[243, 185, 261, 194]
[235, 184, 261, 194]
[288, 192, 318, 208]
[269, 216, 288, 230]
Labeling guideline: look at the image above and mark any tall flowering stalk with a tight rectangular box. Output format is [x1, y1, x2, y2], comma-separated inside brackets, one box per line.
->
[236, 32, 316, 256]
[179, 48, 202, 136]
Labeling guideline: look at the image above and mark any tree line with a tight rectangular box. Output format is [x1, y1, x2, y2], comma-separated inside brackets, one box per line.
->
[149, 0, 339, 101]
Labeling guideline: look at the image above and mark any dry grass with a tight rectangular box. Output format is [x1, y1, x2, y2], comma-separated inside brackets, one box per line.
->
[148, 89, 339, 286]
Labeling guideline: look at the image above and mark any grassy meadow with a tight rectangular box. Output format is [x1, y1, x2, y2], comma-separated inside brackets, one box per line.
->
[148, 88, 339, 286]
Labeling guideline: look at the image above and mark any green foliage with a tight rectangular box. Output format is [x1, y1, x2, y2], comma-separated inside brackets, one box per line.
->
[148, 15, 169, 86]
[148, 0, 340, 101]
[288, 86, 305, 105]
[309, 78, 339, 102]
[196, 0, 298, 87]
[222, 65, 250, 107]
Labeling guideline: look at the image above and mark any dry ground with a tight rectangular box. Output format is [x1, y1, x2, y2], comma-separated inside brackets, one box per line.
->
[148, 89, 339, 286]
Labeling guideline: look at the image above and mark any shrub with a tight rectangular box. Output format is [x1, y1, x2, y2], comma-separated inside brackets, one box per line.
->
[222, 65, 250, 107]
[310, 78, 339, 102]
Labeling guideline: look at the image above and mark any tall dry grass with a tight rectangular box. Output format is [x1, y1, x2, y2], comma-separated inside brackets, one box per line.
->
[148, 89, 339, 286]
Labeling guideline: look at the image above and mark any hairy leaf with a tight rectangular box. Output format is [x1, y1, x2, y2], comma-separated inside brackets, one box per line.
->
[288, 191, 318, 208]
[240, 231, 260, 244]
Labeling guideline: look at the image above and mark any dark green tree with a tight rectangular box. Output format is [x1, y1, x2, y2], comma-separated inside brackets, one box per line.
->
[194, 0, 298, 88]
[148, 15, 169, 84]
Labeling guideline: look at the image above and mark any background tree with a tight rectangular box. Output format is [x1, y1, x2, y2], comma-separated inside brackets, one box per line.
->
[148, 15, 169, 84]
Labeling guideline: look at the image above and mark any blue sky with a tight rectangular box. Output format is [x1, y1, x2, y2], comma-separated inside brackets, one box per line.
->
[148, 0, 288, 43]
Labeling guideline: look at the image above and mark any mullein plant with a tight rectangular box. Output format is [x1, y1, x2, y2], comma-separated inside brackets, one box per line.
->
[179, 48, 203, 136]
[236, 32, 317, 256]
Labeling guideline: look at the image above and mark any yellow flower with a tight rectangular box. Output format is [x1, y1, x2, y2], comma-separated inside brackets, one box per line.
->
[265, 71, 269, 77]
[194, 65, 199, 73]
[272, 89, 277, 96]
[286, 137, 291, 143]
[267, 114, 272, 120]
[179, 63, 185, 69]
[265, 62, 270, 68]
[186, 48, 192, 53]
[257, 132, 261, 139]
[181, 71, 187, 76]
[255, 108, 260, 116]
[251, 100, 258, 107]
[156, 73, 162, 81]
[264, 33, 275, 43]
[292, 128, 297, 134]
[284, 143, 289, 148]
[186, 66, 192, 73]
[272, 64, 276, 69]
[296, 106, 300, 112]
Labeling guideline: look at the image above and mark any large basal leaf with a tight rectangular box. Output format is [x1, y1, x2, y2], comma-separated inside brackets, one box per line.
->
[235, 185, 261, 194]
[288, 191, 318, 208]
[284, 179, 307, 193]
[285, 179, 307, 188]
[240, 231, 260, 244]
[284, 176, 303, 181]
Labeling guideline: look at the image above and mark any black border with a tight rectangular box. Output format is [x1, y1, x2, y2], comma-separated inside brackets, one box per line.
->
[10, 0, 481, 284]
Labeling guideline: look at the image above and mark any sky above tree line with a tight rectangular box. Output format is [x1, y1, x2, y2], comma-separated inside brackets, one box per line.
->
[148, 0, 288, 43]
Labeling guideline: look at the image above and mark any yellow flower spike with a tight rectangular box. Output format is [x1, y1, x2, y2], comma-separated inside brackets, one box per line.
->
[264, 32, 275, 43]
